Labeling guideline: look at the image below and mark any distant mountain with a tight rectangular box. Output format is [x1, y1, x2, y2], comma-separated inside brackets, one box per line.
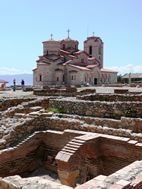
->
[0, 74, 33, 86]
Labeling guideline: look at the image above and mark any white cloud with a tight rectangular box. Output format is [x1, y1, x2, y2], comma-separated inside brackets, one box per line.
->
[108, 64, 142, 75]
[0, 67, 32, 75]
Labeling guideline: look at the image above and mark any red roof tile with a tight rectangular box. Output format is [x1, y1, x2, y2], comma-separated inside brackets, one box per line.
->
[69, 64, 90, 71]
[86, 64, 98, 68]
[0, 80, 8, 83]
[101, 68, 118, 73]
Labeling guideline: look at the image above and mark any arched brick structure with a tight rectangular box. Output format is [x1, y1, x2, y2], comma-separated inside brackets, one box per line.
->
[56, 133, 142, 187]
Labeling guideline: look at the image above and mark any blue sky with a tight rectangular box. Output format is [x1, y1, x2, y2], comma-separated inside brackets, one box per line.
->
[0, 0, 142, 75]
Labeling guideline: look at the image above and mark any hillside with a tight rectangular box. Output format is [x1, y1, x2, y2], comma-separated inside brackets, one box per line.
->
[0, 74, 33, 86]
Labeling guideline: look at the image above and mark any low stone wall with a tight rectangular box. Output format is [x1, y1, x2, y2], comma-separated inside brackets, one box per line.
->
[1, 113, 142, 152]
[56, 114, 142, 133]
[77, 93, 142, 102]
[33, 88, 77, 96]
[76, 161, 142, 189]
[0, 98, 33, 111]
[2, 98, 49, 117]
[33, 88, 96, 96]
[114, 89, 129, 94]
[49, 98, 142, 119]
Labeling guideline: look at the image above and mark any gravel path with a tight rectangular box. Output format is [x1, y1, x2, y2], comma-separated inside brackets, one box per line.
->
[0, 90, 33, 99]
[0, 86, 142, 99]
[78, 86, 142, 93]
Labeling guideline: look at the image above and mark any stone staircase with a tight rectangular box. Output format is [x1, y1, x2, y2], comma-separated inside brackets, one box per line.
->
[56, 135, 93, 162]
[62, 138, 84, 153]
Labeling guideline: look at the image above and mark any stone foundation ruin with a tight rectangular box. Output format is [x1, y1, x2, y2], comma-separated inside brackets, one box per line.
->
[0, 90, 142, 188]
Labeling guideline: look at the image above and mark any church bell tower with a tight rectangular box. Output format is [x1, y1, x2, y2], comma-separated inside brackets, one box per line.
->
[84, 35, 103, 68]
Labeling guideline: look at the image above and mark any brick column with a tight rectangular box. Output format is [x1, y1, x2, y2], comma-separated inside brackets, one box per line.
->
[56, 152, 79, 187]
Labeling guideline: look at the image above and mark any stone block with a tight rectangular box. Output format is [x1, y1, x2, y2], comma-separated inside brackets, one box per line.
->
[58, 170, 79, 187]
[0, 178, 21, 189]
[130, 172, 142, 187]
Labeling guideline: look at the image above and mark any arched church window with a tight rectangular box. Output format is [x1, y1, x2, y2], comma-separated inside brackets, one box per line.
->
[89, 46, 92, 56]
[99, 47, 101, 55]
[81, 59, 84, 63]
[63, 44, 65, 50]
[39, 74, 42, 81]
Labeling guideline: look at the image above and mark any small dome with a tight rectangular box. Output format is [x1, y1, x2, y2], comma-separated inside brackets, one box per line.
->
[62, 37, 78, 43]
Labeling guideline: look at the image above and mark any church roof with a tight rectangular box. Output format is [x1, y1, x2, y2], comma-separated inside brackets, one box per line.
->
[0, 80, 8, 83]
[32, 68, 37, 71]
[88, 57, 96, 60]
[37, 54, 61, 62]
[61, 37, 78, 43]
[122, 73, 142, 79]
[38, 62, 50, 65]
[42, 39, 60, 43]
[63, 60, 73, 65]
[68, 64, 90, 71]
[88, 57, 100, 64]
[84, 36, 103, 43]
[101, 68, 118, 73]
[60, 49, 70, 55]
[74, 50, 89, 56]
[86, 64, 98, 69]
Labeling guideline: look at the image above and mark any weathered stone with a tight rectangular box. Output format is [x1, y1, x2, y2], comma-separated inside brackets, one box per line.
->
[58, 170, 79, 187]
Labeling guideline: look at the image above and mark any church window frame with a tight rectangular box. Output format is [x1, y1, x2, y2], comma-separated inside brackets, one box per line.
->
[81, 58, 84, 63]
[71, 75, 76, 80]
[39, 74, 42, 82]
[89, 45, 92, 56]
[99, 47, 101, 55]
[63, 44, 65, 50]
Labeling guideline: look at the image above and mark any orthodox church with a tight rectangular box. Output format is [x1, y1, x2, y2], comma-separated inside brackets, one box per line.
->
[33, 31, 117, 88]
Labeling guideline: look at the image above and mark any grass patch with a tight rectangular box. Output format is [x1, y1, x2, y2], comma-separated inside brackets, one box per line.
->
[47, 107, 63, 113]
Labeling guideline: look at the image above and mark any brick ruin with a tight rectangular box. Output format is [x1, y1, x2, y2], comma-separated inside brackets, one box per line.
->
[0, 91, 142, 188]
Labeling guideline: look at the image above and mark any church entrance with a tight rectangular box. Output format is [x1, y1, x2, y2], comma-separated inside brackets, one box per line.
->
[94, 78, 97, 85]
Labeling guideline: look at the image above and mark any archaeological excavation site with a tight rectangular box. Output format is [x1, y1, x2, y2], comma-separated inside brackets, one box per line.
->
[0, 88, 142, 189]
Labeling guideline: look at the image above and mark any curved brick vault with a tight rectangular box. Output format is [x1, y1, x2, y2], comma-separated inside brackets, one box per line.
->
[1, 129, 142, 188]
[56, 132, 142, 187]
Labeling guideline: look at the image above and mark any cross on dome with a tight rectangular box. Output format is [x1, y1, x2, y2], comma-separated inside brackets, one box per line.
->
[50, 33, 53, 40]
[67, 29, 70, 38]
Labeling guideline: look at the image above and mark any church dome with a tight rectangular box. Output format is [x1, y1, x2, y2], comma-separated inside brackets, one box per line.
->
[42, 36, 60, 55]
[60, 30, 79, 53]
[61, 37, 78, 53]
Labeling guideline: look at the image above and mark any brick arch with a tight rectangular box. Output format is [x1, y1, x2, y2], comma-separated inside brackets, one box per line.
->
[55, 134, 99, 187]
[56, 133, 142, 187]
